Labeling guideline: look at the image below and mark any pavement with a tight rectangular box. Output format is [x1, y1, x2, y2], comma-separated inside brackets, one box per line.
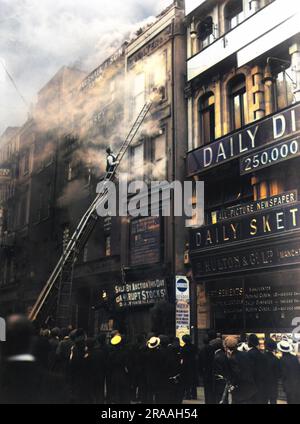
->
[183, 387, 287, 405]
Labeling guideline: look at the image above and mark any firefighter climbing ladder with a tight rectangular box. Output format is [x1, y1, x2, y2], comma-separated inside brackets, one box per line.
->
[28, 100, 153, 326]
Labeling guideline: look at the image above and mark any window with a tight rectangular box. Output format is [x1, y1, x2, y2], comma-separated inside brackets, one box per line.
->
[199, 92, 215, 145]
[229, 75, 247, 131]
[225, 0, 244, 31]
[63, 227, 70, 253]
[152, 132, 166, 179]
[23, 150, 30, 175]
[149, 52, 167, 100]
[274, 65, 294, 111]
[197, 16, 215, 49]
[131, 143, 144, 180]
[83, 243, 89, 263]
[249, 0, 261, 13]
[253, 179, 284, 201]
[105, 236, 111, 257]
[132, 73, 145, 118]
[18, 191, 29, 227]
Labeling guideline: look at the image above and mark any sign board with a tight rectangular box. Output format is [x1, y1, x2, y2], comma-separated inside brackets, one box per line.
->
[217, 191, 297, 222]
[175, 276, 191, 344]
[190, 202, 300, 251]
[187, 103, 300, 175]
[191, 238, 300, 279]
[114, 279, 167, 308]
[130, 217, 161, 266]
[240, 137, 300, 175]
[209, 271, 300, 331]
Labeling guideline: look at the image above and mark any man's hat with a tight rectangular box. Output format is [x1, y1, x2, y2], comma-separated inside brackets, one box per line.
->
[111, 334, 122, 346]
[225, 336, 238, 350]
[147, 336, 161, 349]
[277, 340, 293, 354]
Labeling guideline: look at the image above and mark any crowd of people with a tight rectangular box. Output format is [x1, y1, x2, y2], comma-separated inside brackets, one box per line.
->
[0, 315, 300, 404]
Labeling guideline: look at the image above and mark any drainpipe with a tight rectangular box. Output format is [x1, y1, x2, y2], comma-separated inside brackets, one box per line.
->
[289, 43, 300, 103]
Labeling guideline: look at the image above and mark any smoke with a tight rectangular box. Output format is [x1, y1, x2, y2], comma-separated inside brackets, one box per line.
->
[0, 0, 173, 134]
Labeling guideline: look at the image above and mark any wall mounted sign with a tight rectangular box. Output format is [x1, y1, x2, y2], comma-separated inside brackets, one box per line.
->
[187, 103, 300, 175]
[240, 137, 300, 175]
[190, 202, 300, 251]
[191, 238, 300, 279]
[217, 191, 298, 222]
[175, 276, 191, 343]
[114, 279, 167, 308]
[127, 25, 172, 69]
[130, 217, 161, 267]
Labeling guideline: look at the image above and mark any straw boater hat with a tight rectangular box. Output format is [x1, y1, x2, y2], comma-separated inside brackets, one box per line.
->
[111, 334, 122, 346]
[147, 336, 161, 349]
[277, 340, 293, 354]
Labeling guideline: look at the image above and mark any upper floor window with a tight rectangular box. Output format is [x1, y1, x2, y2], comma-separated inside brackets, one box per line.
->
[132, 73, 145, 118]
[152, 131, 166, 179]
[199, 92, 215, 145]
[228, 75, 247, 131]
[225, 0, 244, 31]
[274, 65, 294, 111]
[131, 143, 144, 180]
[197, 16, 215, 49]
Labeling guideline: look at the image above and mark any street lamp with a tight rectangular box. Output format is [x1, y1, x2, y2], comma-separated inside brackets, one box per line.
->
[190, 17, 197, 39]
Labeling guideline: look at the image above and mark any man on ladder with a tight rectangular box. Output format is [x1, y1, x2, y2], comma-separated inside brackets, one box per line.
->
[106, 147, 119, 178]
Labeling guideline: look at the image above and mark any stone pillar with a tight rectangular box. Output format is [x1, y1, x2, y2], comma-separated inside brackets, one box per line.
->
[263, 64, 275, 116]
[289, 43, 300, 103]
[249, 0, 260, 13]
[185, 83, 195, 150]
[251, 66, 265, 120]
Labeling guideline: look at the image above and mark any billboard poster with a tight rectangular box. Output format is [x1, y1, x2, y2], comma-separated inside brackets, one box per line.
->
[175, 276, 191, 344]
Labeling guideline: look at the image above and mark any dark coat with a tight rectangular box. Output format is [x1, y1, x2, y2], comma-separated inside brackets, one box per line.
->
[181, 343, 198, 385]
[0, 360, 66, 404]
[199, 343, 215, 404]
[264, 351, 280, 402]
[213, 349, 231, 404]
[228, 351, 257, 404]
[280, 353, 300, 404]
[247, 348, 269, 404]
[84, 347, 107, 404]
[108, 344, 130, 404]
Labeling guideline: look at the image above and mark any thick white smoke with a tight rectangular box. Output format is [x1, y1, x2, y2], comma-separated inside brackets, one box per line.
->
[0, 0, 172, 134]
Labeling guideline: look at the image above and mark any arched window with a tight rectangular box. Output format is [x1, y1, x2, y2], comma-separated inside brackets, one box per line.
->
[225, 0, 244, 31]
[228, 75, 247, 131]
[199, 92, 215, 145]
[197, 16, 214, 49]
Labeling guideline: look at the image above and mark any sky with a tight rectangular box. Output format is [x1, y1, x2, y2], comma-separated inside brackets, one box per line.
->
[0, 0, 172, 135]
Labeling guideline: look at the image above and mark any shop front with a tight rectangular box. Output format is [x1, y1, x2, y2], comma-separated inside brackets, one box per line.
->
[190, 202, 300, 338]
